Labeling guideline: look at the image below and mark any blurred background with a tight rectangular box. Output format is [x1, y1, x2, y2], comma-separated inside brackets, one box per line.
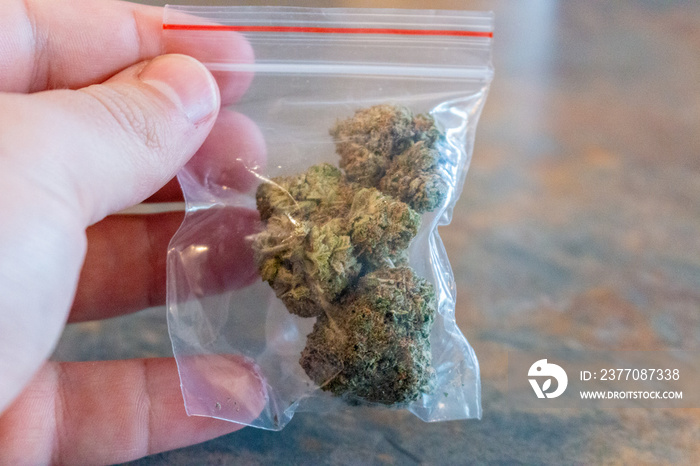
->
[54, 1, 700, 463]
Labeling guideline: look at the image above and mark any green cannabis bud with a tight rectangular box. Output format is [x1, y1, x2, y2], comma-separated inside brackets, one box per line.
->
[253, 104, 448, 405]
[331, 104, 448, 213]
[253, 164, 361, 318]
[379, 141, 447, 213]
[348, 188, 420, 267]
[256, 163, 353, 223]
[300, 267, 435, 404]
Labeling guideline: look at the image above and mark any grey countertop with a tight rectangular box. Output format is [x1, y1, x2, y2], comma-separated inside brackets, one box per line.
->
[54, 1, 700, 464]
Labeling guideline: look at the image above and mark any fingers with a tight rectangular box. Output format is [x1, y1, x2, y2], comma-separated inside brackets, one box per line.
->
[71, 106, 268, 322]
[162, 23, 254, 104]
[1, 0, 161, 93]
[182, 109, 267, 197]
[70, 208, 261, 323]
[168, 207, 262, 301]
[144, 109, 268, 204]
[144, 178, 184, 203]
[69, 213, 183, 323]
[0, 358, 265, 465]
[0, 53, 221, 411]
[1, 0, 253, 101]
[1, 54, 220, 226]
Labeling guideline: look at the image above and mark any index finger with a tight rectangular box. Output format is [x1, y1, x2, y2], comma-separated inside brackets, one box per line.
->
[0, 358, 265, 464]
[0, 0, 253, 101]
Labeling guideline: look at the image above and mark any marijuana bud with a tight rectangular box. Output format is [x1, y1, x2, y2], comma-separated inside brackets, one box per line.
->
[411, 112, 441, 147]
[254, 164, 361, 317]
[378, 141, 448, 213]
[330, 104, 415, 164]
[331, 104, 449, 213]
[253, 104, 448, 405]
[348, 187, 420, 267]
[330, 104, 416, 185]
[256, 163, 350, 223]
[300, 267, 436, 405]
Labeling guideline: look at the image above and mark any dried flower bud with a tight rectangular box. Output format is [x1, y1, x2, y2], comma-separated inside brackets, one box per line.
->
[253, 215, 361, 318]
[253, 104, 447, 405]
[331, 104, 415, 158]
[305, 219, 361, 301]
[348, 188, 420, 267]
[256, 163, 350, 222]
[300, 266, 436, 404]
[254, 165, 361, 317]
[378, 141, 448, 213]
[411, 112, 441, 147]
[331, 104, 448, 213]
[331, 141, 387, 187]
[352, 266, 436, 341]
[253, 213, 313, 317]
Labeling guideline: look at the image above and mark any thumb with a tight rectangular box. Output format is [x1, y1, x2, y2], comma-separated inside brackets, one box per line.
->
[0, 54, 220, 412]
[2, 53, 220, 225]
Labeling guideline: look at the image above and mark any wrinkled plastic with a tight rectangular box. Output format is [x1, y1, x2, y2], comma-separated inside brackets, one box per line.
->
[164, 5, 493, 430]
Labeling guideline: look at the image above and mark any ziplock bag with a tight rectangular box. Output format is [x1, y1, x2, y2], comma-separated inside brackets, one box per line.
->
[164, 6, 494, 430]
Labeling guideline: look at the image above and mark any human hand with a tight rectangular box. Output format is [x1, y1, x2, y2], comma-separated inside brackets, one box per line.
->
[0, 0, 266, 463]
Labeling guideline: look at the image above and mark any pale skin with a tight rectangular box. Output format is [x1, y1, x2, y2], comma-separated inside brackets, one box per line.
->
[0, 0, 267, 463]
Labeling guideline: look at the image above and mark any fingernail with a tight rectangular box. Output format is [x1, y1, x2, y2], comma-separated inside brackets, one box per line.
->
[139, 54, 220, 124]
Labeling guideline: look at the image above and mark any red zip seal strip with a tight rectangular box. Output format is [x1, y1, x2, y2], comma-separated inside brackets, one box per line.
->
[162, 24, 493, 38]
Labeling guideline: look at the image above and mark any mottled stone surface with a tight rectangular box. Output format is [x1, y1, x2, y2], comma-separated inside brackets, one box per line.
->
[54, 0, 700, 464]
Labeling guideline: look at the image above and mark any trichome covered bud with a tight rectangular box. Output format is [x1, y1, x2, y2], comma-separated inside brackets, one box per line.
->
[256, 163, 351, 223]
[348, 188, 420, 267]
[331, 104, 449, 213]
[330, 104, 416, 185]
[379, 141, 448, 212]
[254, 164, 361, 317]
[300, 267, 436, 404]
[252, 104, 449, 405]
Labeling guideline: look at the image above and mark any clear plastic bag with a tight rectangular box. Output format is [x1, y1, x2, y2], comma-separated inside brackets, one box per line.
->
[164, 6, 494, 430]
